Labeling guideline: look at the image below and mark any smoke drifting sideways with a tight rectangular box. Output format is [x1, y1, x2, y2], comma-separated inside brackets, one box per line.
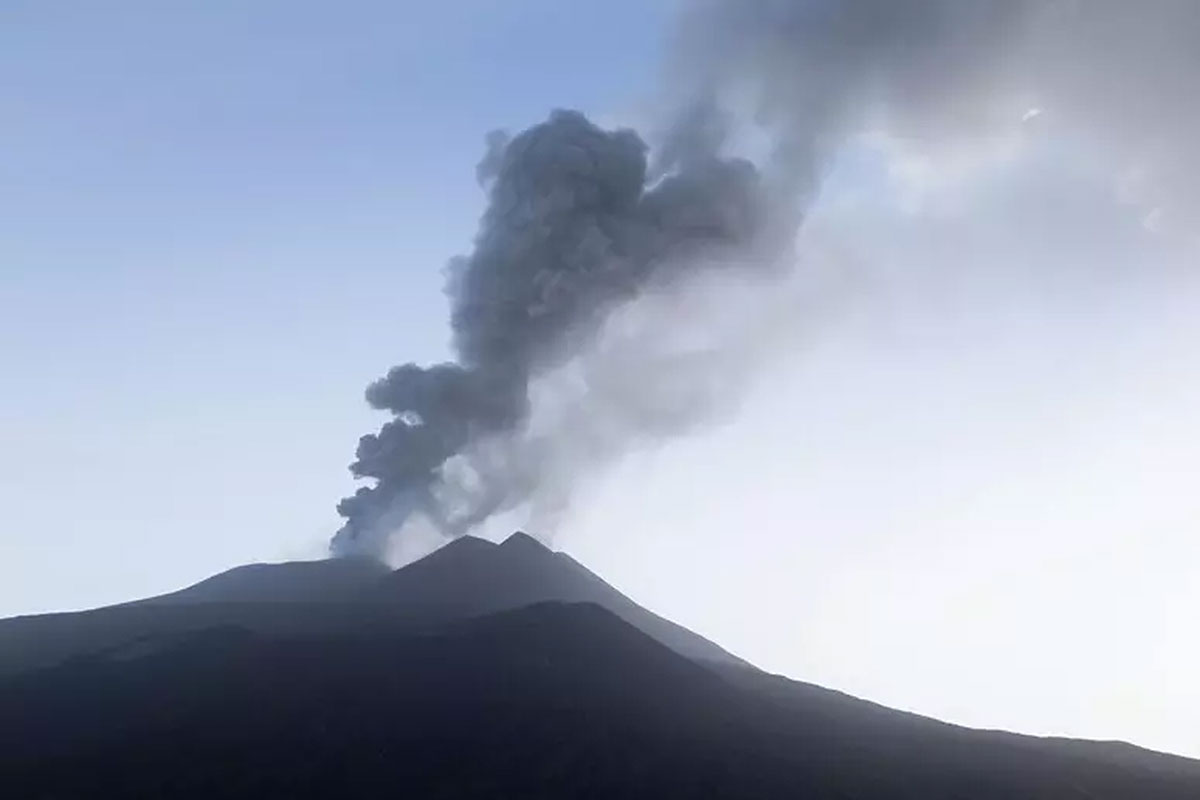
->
[331, 110, 793, 557]
[674, 0, 1200, 227]
[333, 0, 1200, 559]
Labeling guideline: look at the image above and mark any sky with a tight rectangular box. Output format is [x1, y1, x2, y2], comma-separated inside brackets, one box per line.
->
[2, 0, 1198, 759]
[1, 0, 672, 598]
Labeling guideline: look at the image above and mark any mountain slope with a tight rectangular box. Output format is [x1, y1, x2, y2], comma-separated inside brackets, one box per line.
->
[1, 602, 1196, 799]
[0, 532, 743, 677]
[137, 555, 391, 605]
[368, 532, 747, 666]
[0, 556, 394, 680]
[1, 530, 1197, 798]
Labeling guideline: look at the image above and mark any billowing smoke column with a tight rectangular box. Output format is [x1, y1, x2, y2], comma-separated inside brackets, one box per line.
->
[332, 110, 776, 556]
[334, 0, 1200, 557]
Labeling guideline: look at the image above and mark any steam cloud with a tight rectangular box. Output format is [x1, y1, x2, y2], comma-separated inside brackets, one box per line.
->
[333, 0, 1200, 558]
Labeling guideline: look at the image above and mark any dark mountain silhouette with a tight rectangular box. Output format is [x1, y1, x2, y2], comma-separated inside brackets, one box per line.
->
[0, 532, 1197, 798]
[0, 531, 740, 677]
[2, 602, 1198, 798]
[368, 531, 746, 665]
[137, 555, 391, 605]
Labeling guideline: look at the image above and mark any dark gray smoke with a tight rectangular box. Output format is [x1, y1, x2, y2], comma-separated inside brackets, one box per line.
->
[334, 1, 1200, 558]
[332, 110, 780, 556]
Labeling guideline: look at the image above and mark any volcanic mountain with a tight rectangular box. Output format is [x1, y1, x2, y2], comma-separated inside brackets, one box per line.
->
[0, 532, 1197, 798]
[0, 532, 740, 678]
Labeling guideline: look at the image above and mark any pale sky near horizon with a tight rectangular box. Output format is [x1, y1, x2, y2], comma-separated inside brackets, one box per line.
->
[3, 1, 1198, 759]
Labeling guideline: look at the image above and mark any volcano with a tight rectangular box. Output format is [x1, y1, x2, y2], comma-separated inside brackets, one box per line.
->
[0, 532, 740, 679]
[0, 532, 1197, 798]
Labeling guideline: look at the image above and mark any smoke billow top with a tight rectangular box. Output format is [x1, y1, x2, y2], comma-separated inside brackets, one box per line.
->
[333, 0, 1200, 558]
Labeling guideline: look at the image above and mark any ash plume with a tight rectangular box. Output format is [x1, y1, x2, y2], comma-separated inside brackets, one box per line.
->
[332, 110, 779, 556]
[673, 0, 1200, 224]
[334, 1, 1200, 558]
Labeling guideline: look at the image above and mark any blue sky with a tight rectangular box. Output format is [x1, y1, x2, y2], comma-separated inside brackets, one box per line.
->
[1, 0, 671, 610]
